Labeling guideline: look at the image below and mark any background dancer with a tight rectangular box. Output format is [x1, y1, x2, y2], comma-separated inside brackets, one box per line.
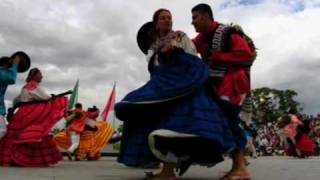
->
[0, 56, 20, 139]
[64, 103, 86, 160]
[54, 105, 114, 161]
[75, 106, 114, 161]
[0, 67, 68, 166]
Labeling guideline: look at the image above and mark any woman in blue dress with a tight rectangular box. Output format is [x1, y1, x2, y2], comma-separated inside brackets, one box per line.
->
[115, 9, 240, 180]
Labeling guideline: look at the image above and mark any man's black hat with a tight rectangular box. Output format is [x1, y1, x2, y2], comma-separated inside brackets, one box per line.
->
[10, 51, 31, 73]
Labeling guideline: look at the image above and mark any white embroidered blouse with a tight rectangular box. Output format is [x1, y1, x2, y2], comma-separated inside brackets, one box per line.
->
[13, 80, 51, 105]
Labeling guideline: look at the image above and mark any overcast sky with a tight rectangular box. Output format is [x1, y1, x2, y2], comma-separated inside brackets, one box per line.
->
[1, 0, 320, 116]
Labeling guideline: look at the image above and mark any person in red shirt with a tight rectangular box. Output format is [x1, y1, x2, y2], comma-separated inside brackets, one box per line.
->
[191, 3, 254, 180]
[65, 103, 86, 160]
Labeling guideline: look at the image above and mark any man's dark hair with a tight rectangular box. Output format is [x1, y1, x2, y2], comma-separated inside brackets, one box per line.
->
[75, 103, 82, 109]
[87, 105, 99, 112]
[0, 56, 11, 66]
[192, 3, 214, 21]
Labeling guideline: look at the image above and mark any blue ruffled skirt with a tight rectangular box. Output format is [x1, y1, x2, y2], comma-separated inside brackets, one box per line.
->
[115, 52, 245, 167]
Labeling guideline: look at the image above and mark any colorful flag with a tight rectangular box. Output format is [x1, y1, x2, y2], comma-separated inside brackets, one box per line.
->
[67, 80, 79, 111]
[101, 82, 116, 122]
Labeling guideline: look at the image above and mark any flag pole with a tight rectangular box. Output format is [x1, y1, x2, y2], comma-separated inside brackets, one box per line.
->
[67, 79, 79, 111]
[101, 81, 116, 123]
[112, 81, 116, 128]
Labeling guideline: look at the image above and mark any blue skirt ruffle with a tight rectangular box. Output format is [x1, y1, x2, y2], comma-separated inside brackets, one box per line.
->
[115, 52, 245, 166]
[115, 53, 208, 121]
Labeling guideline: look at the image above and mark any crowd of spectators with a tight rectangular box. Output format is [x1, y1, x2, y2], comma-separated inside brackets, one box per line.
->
[247, 114, 320, 157]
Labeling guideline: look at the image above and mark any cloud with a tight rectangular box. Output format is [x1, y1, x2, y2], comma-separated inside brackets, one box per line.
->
[1, 0, 319, 115]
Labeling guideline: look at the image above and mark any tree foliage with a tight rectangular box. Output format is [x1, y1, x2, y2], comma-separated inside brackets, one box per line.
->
[252, 87, 303, 124]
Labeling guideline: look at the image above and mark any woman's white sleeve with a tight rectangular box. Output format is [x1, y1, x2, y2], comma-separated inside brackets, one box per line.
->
[146, 49, 154, 63]
[146, 49, 159, 66]
[176, 34, 198, 56]
[29, 86, 51, 101]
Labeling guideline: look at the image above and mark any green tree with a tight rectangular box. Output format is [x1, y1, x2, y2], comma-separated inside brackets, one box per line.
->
[252, 87, 303, 124]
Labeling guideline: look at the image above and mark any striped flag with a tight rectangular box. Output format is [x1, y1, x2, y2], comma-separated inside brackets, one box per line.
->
[67, 80, 79, 111]
[101, 82, 116, 122]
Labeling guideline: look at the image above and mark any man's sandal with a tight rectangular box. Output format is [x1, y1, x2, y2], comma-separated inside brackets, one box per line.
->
[219, 174, 251, 180]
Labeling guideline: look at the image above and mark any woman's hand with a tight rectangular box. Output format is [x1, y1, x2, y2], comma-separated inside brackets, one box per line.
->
[160, 43, 173, 53]
[11, 56, 21, 65]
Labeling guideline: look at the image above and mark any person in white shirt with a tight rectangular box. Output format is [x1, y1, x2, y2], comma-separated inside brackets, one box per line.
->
[13, 68, 50, 105]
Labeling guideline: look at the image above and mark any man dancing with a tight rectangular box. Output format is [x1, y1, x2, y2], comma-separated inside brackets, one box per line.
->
[192, 3, 256, 180]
